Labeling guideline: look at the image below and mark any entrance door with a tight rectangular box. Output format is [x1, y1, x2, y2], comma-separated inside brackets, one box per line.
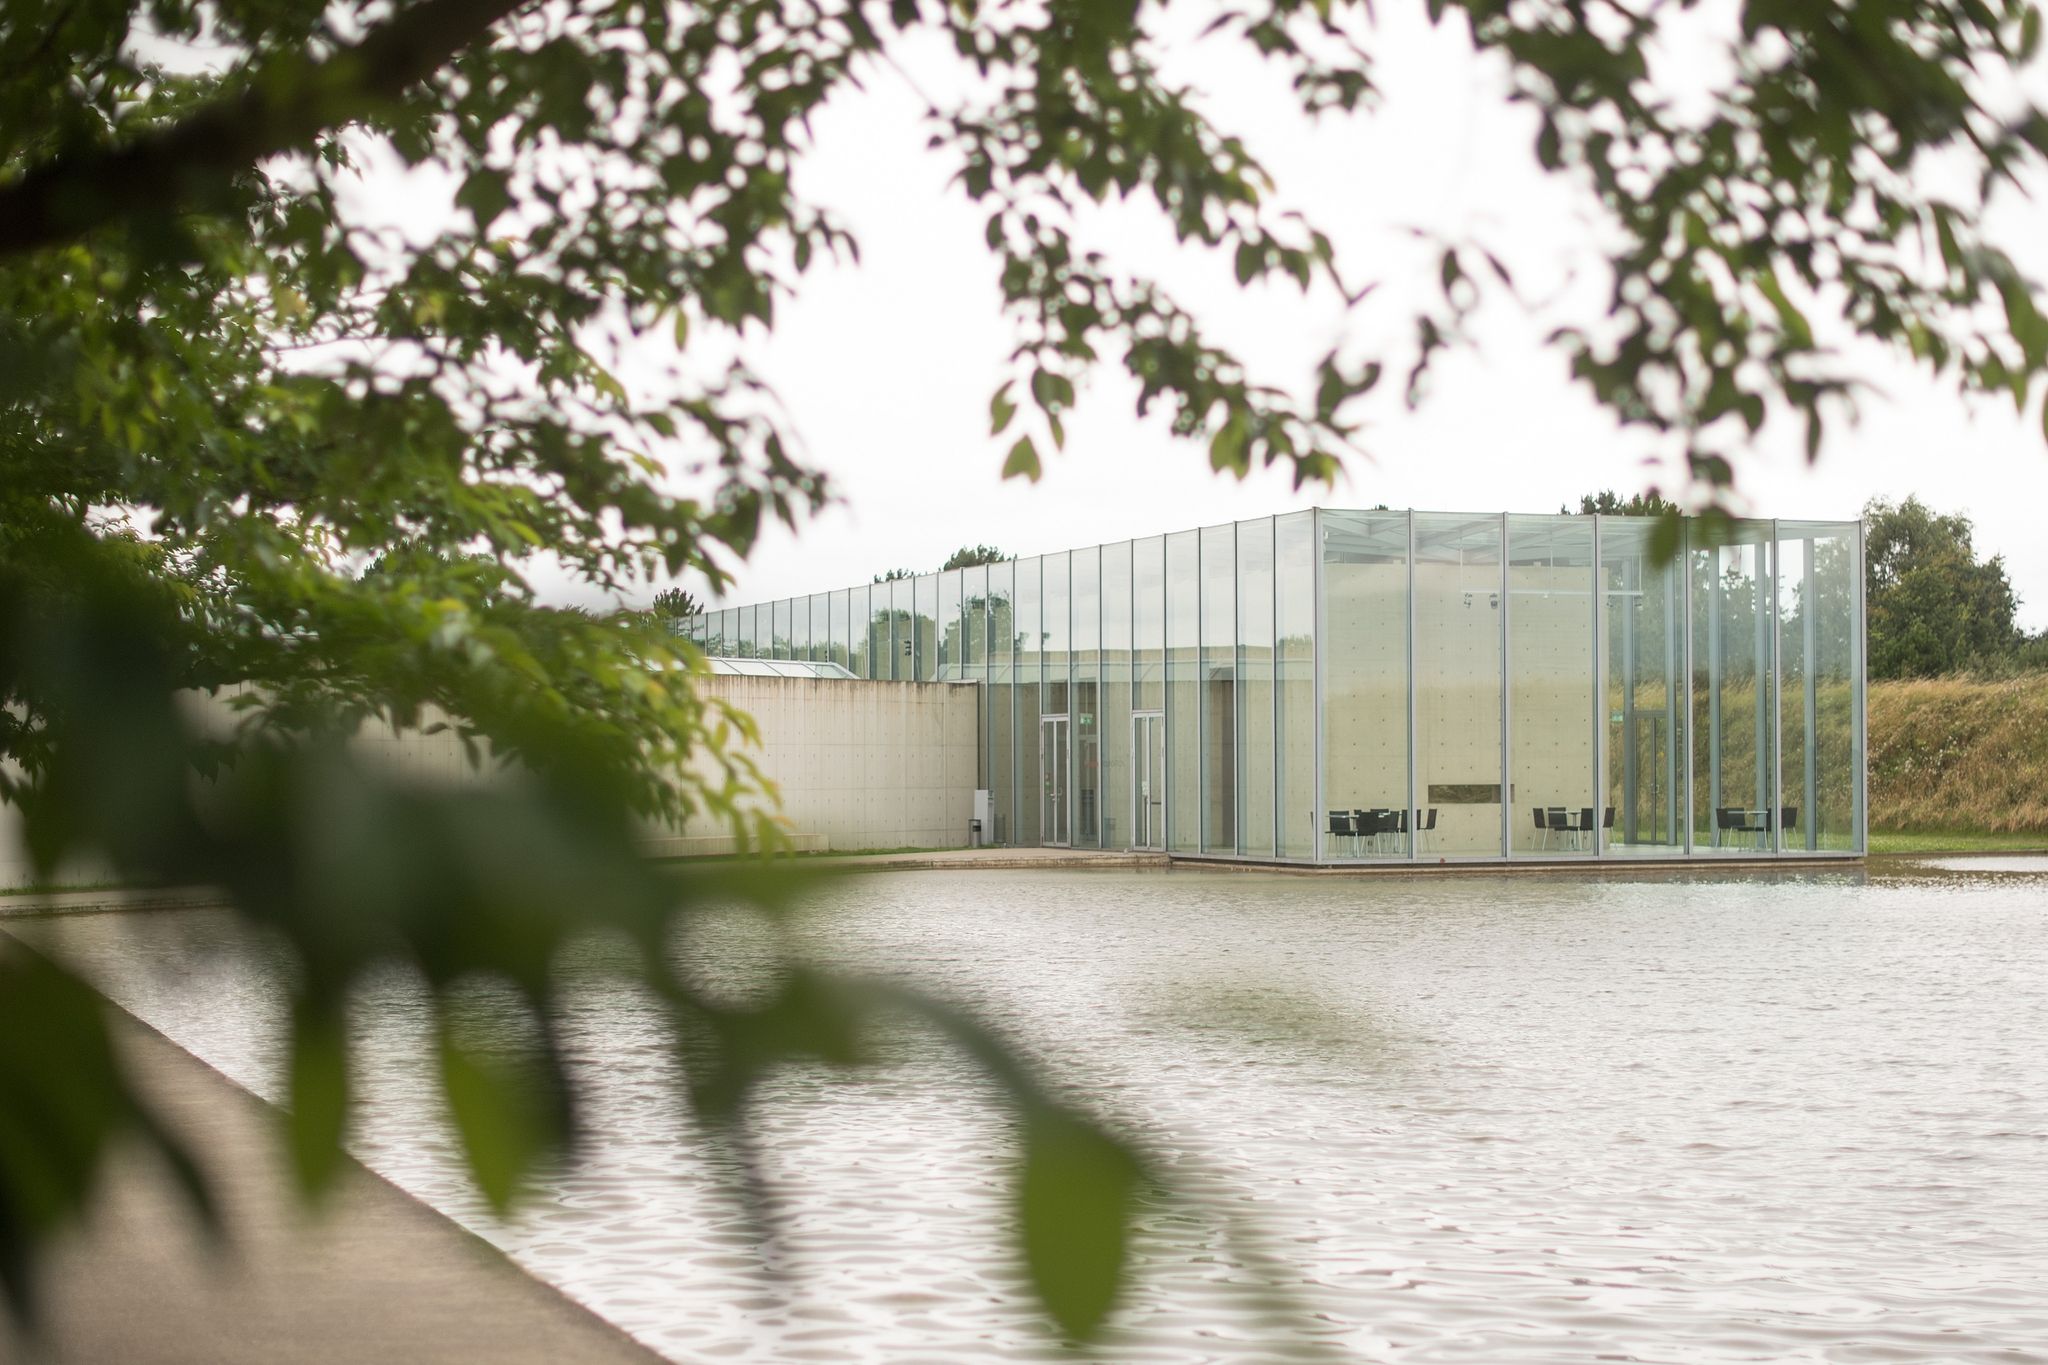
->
[1131, 712, 1165, 851]
[1039, 716, 1070, 847]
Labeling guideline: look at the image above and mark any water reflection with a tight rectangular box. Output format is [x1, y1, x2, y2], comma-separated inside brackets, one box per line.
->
[11, 864, 2048, 1363]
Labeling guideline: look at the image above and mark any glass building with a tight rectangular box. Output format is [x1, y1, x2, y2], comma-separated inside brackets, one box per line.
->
[684, 509, 1865, 862]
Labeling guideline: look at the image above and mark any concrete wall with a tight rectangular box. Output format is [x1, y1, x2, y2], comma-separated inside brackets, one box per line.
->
[678, 676, 980, 852]
[0, 676, 981, 888]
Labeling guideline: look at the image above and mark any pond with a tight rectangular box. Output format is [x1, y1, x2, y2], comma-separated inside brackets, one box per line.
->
[12, 864, 2048, 1364]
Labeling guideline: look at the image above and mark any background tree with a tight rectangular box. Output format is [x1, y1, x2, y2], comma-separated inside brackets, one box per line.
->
[872, 567, 916, 583]
[1865, 497, 2022, 678]
[1567, 491, 1681, 518]
[7, 0, 2048, 1340]
[650, 586, 703, 624]
[941, 545, 1009, 571]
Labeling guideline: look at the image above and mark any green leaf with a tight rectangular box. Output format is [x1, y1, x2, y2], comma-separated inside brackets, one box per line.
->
[437, 1009, 561, 1215]
[1756, 270, 1812, 348]
[1209, 414, 1249, 474]
[1016, 1109, 1142, 1340]
[990, 382, 1017, 435]
[1002, 434, 1041, 481]
[456, 169, 513, 234]
[286, 1000, 350, 1200]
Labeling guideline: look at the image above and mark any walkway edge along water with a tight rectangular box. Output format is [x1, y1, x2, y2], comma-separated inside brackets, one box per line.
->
[0, 935, 667, 1365]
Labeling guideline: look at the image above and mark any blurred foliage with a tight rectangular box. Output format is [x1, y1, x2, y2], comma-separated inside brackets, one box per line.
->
[4, 0, 2048, 1343]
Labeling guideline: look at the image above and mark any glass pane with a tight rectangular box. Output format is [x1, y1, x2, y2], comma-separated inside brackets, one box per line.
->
[737, 604, 756, 659]
[914, 573, 937, 681]
[1277, 512, 1316, 858]
[938, 570, 963, 680]
[987, 560, 1014, 842]
[1237, 518, 1276, 857]
[964, 565, 988, 679]
[1072, 547, 1101, 848]
[1777, 523, 1859, 852]
[1600, 519, 1687, 852]
[1692, 525, 1776, 852]
[1134, 536, 1165, 714]
[1014, 558, 1042, 843]
[790, 594, 811, 663]
[1200, 523, 1236, 854]
[871, 584, 895, 680]
[770, 599, 789, 660]
[1322, 510, 1411, 859]
[1415, 513, 1503, 856]
[1166, 530, 1201, 853]
[808, 593, 828, 662]
[1509, 515, 1595, 855]
[1043, 552, 1070, 717]
[1100, 542, 1133, 850]
[888, 578, 908, 680]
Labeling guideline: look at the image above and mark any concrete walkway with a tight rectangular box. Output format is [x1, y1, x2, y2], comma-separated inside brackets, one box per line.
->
[0, 885, 229, 918]
[802, 846, 1172, 872]
[0, 960, 664, 1365]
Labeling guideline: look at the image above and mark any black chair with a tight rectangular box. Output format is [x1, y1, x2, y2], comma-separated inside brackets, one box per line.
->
[1328, 810, 1354, 857]
[1532, 807, 1551, 850]
[1780, 806, 1799, 832]
[1361, 808, 1391, 856]
[1714, 806, 1741, 847]
[1422, 808, 1437, 853]
[1578, 808, 1595, 853]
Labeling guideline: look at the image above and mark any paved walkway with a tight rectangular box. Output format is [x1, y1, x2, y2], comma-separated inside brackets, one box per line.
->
[0, 945, 664, 1365]
[803, 846, 1172, 872]
[0, 885, 229, 918]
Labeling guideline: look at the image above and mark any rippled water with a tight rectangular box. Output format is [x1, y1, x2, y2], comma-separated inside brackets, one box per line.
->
[12, 865, 2048, 1363]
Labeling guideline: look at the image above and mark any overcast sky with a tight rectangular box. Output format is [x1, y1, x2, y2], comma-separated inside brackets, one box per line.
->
[600, 8, 2048, 628]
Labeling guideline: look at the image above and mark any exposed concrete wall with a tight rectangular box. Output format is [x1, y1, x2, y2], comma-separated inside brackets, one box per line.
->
[0, 676, 980, 888]
[684, 676, 979, 852]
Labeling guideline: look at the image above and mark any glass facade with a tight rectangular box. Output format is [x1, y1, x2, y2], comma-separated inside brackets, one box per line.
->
[689, 510, 1866, 862]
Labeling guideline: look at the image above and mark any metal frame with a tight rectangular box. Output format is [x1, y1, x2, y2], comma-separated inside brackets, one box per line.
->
[1682, 518, 1695, 856]
[1499, 511, 1512, 860]
[1855, 517, 1869, 854]
[1769, 521, 1784, 855]
[1312, 508, 1326, 863]
[1406, 510, 1419, 859]
[1591, 514, 1605, 855]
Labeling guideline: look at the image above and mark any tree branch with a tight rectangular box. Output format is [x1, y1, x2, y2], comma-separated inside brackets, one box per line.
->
[0, 0, 530, 258]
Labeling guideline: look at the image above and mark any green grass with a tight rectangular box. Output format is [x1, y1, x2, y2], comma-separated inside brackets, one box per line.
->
[1867, 829, 2048, 855]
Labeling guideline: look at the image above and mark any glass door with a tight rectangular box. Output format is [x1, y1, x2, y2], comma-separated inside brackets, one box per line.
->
[1131, 711, 1165, 851]
[1040, 716, 1070, 846]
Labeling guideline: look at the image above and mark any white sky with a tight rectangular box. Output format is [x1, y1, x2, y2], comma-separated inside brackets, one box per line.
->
[534, 9, 2048, 627]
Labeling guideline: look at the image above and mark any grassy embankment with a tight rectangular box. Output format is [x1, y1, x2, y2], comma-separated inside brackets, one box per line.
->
[1867, 673, 2048, 852]
[1606, 671, 2048, 853]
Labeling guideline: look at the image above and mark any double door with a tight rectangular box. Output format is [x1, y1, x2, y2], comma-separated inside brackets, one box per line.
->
[1132, 711, 1164, 851]
[1039, 716, 1069, 847]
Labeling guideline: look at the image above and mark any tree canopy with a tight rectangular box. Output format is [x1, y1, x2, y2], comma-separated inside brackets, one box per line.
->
[942, 544, 1010, 571]
[1567, 490, 1681, 518]
[1865, 496, 2023, 677]
[6, 0, 2048, 1341]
